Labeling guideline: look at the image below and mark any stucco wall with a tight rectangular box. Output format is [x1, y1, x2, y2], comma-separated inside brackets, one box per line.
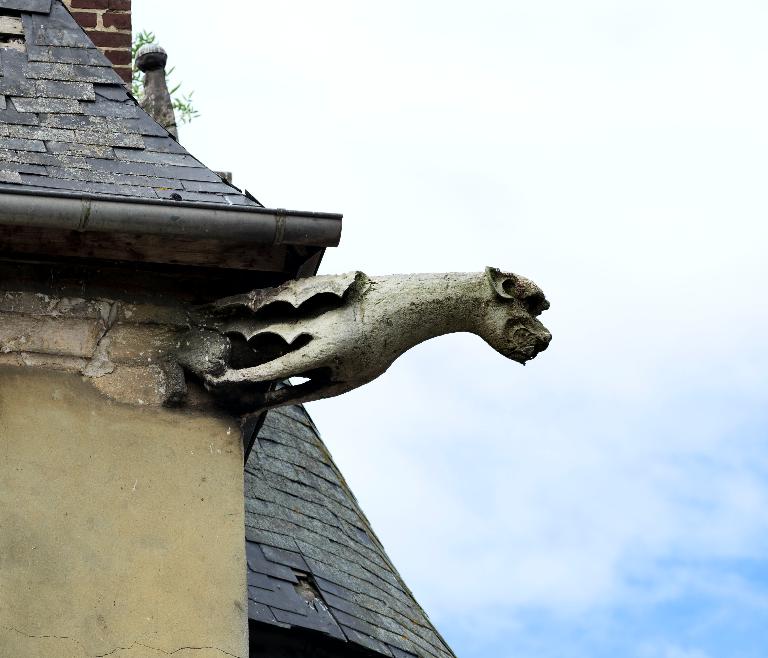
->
[0, 367, 247, 658]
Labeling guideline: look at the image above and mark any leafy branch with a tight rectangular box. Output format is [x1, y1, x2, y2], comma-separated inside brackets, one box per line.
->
[132, 30, 200, 125]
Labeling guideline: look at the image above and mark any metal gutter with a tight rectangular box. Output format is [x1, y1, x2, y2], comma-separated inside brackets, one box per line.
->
[0, 188, 343, 247]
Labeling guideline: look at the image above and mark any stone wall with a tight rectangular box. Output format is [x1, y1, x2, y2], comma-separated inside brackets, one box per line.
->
[0, 367, 248, 658]
[62, 0, 132, 83]
[0, 265, 252, 657]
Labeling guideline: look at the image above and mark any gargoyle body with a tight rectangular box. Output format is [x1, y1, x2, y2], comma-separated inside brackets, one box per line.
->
[198, 268, 552, 410]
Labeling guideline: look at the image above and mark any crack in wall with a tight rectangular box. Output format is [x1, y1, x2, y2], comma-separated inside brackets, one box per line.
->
[4, 627, 243, 658]
[97, 641, 243, 657]
[5, 625, 89, 653]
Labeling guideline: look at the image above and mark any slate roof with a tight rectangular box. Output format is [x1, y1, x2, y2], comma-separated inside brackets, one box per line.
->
[246, 404, 456, 658]
[0, 0, 260, 207]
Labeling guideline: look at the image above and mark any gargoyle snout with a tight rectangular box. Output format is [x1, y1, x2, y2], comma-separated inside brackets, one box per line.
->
[509, 322, 552, 363]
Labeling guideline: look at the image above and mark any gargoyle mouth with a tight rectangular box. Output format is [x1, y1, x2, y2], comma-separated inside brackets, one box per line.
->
[510, 325, 552, 363]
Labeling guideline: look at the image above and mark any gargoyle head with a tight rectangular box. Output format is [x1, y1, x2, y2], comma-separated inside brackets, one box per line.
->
[481, 267, 552, 364]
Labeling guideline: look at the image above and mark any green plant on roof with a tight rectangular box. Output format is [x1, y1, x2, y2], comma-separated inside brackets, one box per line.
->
[132, 30, 200, 125]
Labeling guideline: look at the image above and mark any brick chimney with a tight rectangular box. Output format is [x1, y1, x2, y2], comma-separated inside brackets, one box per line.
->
[62, 0, 132, 84]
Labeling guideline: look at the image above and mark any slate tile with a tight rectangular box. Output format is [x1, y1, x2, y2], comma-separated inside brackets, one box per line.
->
[248, 585, 309, 617]
[0, 160, 47, 175]
[84, 157, 221, 182]
[298, 542, 404, 598]
[388, 645, 419, 658]
[244, 528, 301, 554]
[341, 627, 394, 657]
[140, 135, 187, 154]
[8, 124, 73, 141]
[0, 137, 46, 152]
[248, 468, 354, 520]
[25, 62, 123, 85]
[314, 575, 355, 600]
[113, 147, 200, 167]
[45, 166, 116, 184]
[0, 0, 52, 13]
[18, 174, 159, 198]
[0, 77, 37, 97]
[46, 141, 114, 158]
[12, 97, 81, 113]
[75, 130, 143, 148]
[30, 5, 94, 49]
[246, 542, 298, 583]
[257, 440, 339, 484]
[332, 608, 397, 643]
[113, 173, 183, 190]
[83, 98, 141, 119]
[247, 600, 286, 628]
[26, 44, 111, 67]
[124, 115, 172, 137]
[261, 544, 310, 572]
[271, 605, 346, 640]
[335, 603, 437, 653]
[302, 553, 412, 614]
[40, 114, 136, 132]
[92, 84, 131, 102]
[0, 169, 22, 183]
[247, 570, 275, 592]
[322, 591, 379, 626]
[0, 106, 40, 126]
[256, 434, 338, 480]
[0, 148, 80, 166]
[321, 582, 424, 635]
[34, 80, 96, 100]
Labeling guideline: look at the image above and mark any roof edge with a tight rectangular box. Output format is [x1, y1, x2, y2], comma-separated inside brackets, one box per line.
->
[0, 188, 342, 248]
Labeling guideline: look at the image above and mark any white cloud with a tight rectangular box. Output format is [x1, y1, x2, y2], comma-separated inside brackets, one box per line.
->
[307, 337, 768, 624]
[643, 645, 712, 658]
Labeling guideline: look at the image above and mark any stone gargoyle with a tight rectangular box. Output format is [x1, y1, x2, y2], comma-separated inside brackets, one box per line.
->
[0, 267, 551, 414]
[186, 267, 552, 410]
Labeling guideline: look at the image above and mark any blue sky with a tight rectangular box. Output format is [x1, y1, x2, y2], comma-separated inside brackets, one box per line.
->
[136, 1, 768, 655]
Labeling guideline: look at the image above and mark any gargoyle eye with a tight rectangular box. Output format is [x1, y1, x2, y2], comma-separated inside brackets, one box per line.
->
[502, 279, 516, 295]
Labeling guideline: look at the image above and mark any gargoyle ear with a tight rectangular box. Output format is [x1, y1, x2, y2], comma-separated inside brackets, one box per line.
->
[485, 267, 518, 300]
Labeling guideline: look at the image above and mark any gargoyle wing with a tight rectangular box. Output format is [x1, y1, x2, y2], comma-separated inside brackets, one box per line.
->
[210, 271, 364, 316]
[221, 320, 313, 345]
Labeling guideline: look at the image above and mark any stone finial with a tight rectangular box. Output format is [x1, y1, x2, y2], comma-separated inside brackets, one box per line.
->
[135, 43, 178, 140]
[135, 43, 168, 72]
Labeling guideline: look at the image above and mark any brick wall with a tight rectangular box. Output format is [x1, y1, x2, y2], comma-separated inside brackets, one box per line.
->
[62, 0, 132, 84]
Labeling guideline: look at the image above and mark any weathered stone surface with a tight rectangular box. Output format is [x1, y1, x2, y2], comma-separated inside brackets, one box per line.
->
[0, 367, 247, 658]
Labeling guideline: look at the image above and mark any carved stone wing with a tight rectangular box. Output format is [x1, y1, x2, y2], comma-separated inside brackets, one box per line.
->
[210, 271, 363, 316]
[221, 320, 314, 345]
